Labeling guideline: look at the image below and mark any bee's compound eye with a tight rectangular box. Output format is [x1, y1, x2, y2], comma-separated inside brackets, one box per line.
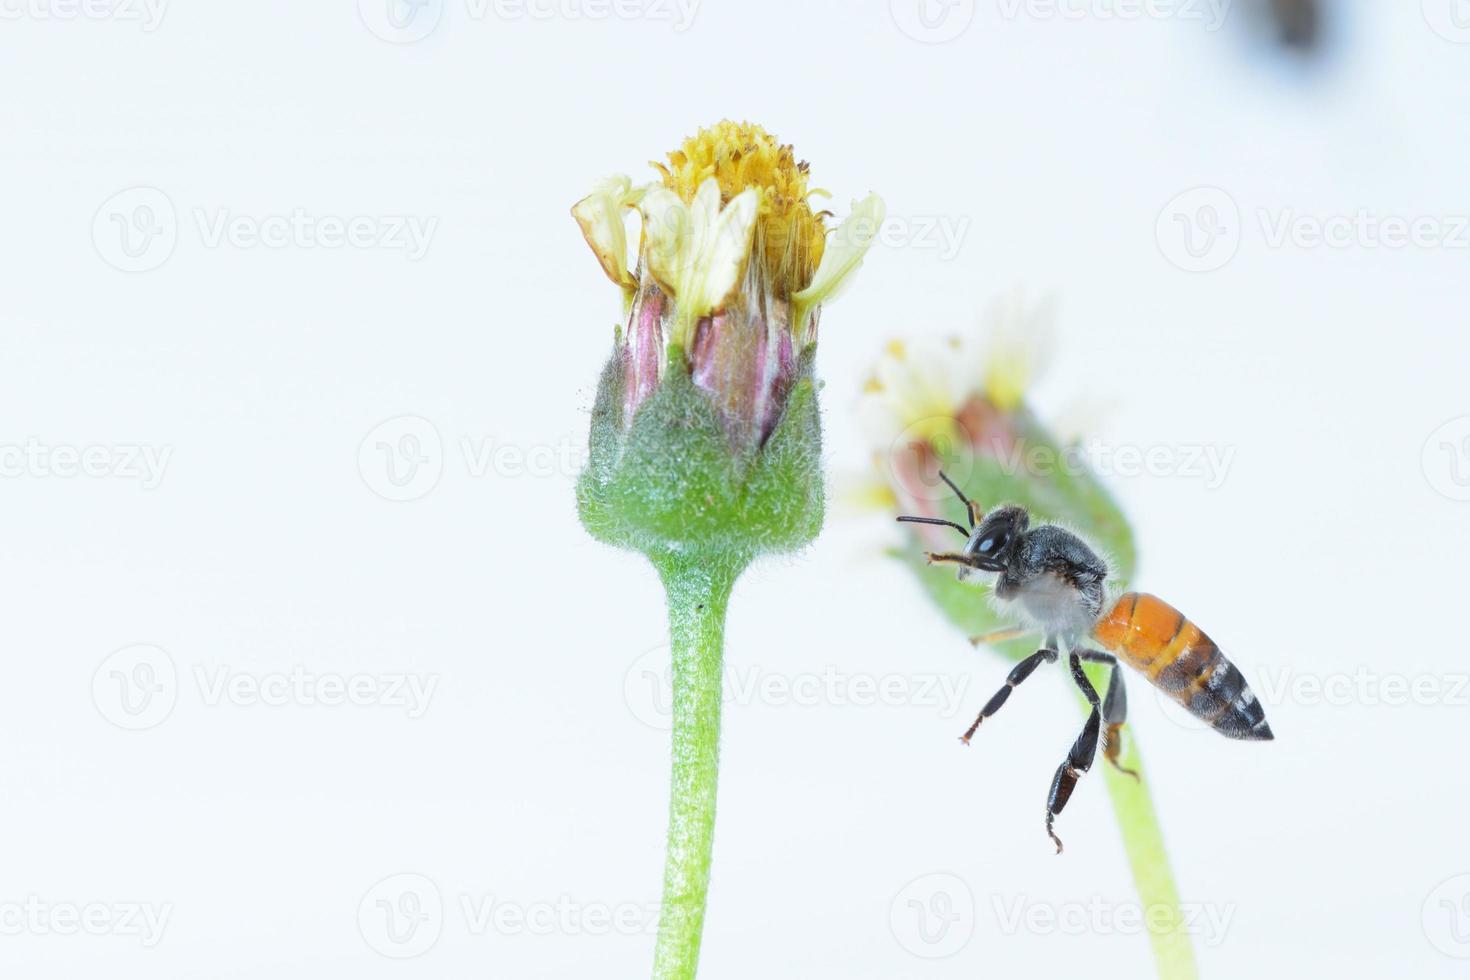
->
[978, 532, 1006, 554]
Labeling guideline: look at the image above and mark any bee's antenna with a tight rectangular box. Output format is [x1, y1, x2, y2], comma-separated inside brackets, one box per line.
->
[935, 469, 982, 529]
[896, 516, 972, 538]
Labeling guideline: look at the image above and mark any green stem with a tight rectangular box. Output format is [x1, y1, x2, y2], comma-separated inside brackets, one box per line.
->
[1080, 664, 1198, 980]
[648, 553, 741, 980]
[1101, 734, 1198, 980]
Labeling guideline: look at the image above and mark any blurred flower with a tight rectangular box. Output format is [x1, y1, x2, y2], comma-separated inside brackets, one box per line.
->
[855, 297, 1198, 980]
[854, 290, 1096, 565]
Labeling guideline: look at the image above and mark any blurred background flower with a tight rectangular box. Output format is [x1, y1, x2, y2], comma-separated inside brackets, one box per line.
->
[854, 291, 1198, 980]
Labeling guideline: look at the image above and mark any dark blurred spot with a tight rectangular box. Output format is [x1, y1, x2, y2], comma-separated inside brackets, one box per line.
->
[1270, 0, 1320, 51]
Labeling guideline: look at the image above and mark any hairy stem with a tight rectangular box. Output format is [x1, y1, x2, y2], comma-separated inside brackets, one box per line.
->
[649, 553, 741, 980]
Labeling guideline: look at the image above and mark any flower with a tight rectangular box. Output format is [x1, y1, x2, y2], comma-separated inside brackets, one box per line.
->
[855, 289, 1065, 547]
[855, 298, 1197, 980]
[572, 123, 883, 980]
[573, 120, 884, 448]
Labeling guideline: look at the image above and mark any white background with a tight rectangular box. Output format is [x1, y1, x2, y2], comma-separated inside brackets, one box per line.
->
[2, 0, 1468, 976]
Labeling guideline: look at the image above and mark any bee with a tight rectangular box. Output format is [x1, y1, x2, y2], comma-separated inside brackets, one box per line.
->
[898, 471, 1272, 853]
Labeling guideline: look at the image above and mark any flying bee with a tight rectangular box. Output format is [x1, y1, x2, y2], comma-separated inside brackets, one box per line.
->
[898, 471, 1272, 853]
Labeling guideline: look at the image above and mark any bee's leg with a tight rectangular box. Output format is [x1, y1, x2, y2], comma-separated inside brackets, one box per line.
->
[1078, 649, 1140, 781]
[924, 551, 978, 568]
[968, 626, 1033, 647]
[959, 639, 1057, 744]
[1045, 653, 1102, 854]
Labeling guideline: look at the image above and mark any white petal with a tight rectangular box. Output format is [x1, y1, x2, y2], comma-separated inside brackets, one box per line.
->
[794, 193, 885, 310]
[638, 186, 690, 298]
[571, 175, 637, 288]
[687, 186, 758, 319]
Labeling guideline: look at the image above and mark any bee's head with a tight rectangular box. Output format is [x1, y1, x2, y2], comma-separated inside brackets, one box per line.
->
[964, 505, 1029, 571]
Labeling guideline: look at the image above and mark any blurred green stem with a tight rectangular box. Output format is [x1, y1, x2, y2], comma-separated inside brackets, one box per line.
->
[1081, 665, 1197, 980]
[649, 553, 741, 980]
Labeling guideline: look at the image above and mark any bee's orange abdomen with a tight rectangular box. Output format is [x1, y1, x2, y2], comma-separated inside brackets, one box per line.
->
[1093, 592, 1272, 740]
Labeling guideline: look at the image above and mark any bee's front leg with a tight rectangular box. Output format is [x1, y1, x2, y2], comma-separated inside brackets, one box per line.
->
[924, 551, 977, 567]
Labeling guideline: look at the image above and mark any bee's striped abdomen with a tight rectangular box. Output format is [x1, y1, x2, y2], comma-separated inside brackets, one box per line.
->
[1092, 593, 1272, 740]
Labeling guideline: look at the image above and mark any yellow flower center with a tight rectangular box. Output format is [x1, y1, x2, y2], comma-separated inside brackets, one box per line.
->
[654, 120, 827, 297]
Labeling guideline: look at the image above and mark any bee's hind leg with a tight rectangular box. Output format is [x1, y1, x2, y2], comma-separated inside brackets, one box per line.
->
[1045, 653, 1103, 854]
[1078, 649, 1140, 781]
